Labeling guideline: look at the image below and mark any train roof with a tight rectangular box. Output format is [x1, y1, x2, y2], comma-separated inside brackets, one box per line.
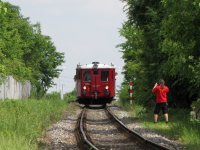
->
[76, 62, 115, 69]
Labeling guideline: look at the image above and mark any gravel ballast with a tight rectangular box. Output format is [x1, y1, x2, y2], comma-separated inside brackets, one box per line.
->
[39, 104, 81, 150]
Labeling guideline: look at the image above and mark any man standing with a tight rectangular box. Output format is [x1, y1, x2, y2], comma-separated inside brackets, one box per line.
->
[152, 79, 169, 123]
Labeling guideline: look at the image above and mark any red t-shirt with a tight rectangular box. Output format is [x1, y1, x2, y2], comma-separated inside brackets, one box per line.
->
[152, 85, 169, 103]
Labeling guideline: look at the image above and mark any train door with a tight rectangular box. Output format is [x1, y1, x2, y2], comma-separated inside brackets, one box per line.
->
[91, 69, 109, 99]
[91, 68, 100, 99]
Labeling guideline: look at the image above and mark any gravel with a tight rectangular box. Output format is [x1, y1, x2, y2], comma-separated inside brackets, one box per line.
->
[39, 104, 81, 150]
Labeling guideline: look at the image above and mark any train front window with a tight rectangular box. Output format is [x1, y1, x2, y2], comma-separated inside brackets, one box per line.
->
[83, 71, 91, 82]
[101, 71, 109, 82]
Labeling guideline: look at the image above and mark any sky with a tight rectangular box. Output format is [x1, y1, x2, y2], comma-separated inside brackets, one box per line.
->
[5, 0, 126, 93]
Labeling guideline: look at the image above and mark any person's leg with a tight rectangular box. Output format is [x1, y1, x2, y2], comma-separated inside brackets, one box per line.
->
[162, 103, 168, 123]
[164, 113, 168, 123]
[154, 114, 159, 123]
[154, 104, 160, 123]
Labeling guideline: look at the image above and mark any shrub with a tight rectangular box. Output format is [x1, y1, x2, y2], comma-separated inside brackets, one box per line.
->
[63, 90, 76, 103]
[43, 92, 61, 100]
[118, 84, 129, 105]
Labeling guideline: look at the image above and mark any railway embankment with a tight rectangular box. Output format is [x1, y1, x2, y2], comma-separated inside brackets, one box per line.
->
[112, 102, 200, 150]
[40, 102, 187, 150]
[39, 103, 81, 150]
[109, 105, 185, 150]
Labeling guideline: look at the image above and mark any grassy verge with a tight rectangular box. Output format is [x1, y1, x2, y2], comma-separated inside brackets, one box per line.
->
[115, 101, 200, 150]
[0, 99, 67, 150]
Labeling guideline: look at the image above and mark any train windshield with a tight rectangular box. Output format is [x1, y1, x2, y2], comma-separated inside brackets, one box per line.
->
[83, 71, 91, 82]
[101, 71, 109, 82]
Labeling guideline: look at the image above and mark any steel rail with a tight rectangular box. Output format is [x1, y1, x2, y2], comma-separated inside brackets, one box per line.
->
[76, 107, 99, 150]
[106, 105, 171, 150]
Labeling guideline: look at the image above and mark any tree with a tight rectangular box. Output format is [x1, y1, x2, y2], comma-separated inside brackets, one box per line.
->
[0, 1, 65, 97]
[26, 26, 64, 96]
[120, 0, 200, 107]
[159, 0, 200, 107]
[119, 0, 165, 105]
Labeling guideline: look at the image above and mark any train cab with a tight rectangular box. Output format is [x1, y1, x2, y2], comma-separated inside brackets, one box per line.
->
[74, 62, 116, 104]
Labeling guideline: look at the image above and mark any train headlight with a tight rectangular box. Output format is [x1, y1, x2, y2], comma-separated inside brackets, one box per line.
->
[105, 86, 109, 90]
[83, 86, 86, 90]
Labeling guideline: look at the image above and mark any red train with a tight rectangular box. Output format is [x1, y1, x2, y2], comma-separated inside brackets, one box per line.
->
[74, 62, 116, 104]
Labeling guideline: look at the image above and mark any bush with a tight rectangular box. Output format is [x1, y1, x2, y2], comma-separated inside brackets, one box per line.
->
[43, 92, 61, 100]
[117, 84, 146, 117]
[63, 90, 76, 103]
[118, 84, 129, 105]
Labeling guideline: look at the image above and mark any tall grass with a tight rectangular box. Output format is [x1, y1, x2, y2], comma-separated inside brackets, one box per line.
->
[0, 99, 67, 150]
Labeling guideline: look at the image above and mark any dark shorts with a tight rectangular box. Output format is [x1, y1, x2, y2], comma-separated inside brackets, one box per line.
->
[154, 102, 168, 114]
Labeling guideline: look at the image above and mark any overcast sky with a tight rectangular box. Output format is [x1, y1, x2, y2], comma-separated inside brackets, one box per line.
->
[5, 0, 126, 93]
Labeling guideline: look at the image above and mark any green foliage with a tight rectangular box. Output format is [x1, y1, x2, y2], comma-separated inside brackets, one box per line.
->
[43, 92, 61, 100]
[0, 1, 7, 14]
[25, 25, 64, 95]
[0, 2, 31, 81]
[0, 99, 67, 149]
[63, 90, 76, 103]
[0, 1, 65, 96]
[118, 84, 129, 105]
[120, 0, 200, 107]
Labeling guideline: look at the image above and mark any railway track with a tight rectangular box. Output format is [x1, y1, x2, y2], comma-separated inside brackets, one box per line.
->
[75, 105, 171, 150]
[75, 107, 99, 150]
